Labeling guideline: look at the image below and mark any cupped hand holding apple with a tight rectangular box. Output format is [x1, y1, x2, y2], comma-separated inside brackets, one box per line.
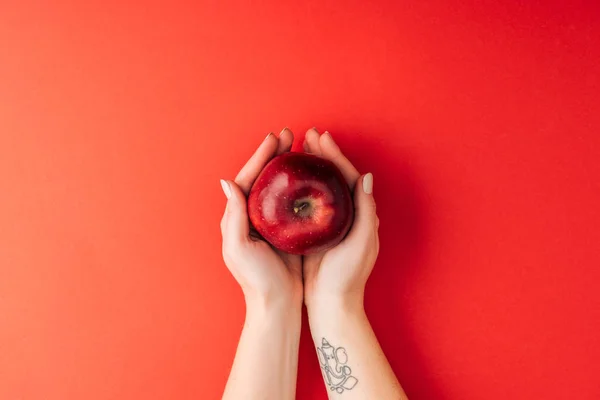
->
[301, 128, 379, 312]
[299, 130, 406, 399]
[220, 130, 306, 400]
[220, 129, 303, 310]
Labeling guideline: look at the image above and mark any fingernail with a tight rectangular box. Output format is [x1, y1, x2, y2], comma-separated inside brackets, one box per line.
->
[264, 132, 273, 141]
[280, 127, 290, 136]
[323, 131, 340, 151]
[363, 173, 373, 194]
[220, 179, 231, 199]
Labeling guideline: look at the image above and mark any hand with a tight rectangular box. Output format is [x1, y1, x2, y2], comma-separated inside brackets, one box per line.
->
[302, 128, 379, 310]
[302, 129, 406, 400]
[220, 129, 303, 309]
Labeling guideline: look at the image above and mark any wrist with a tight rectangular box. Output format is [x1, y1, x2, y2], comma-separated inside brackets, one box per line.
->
[305, 292, 365, 319]
[245, 292, 302, 322]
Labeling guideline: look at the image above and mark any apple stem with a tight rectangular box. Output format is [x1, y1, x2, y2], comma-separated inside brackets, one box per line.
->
[294, 202, 309, 214]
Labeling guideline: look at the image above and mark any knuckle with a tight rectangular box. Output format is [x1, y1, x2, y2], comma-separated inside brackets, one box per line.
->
[369, 199, 377, 212]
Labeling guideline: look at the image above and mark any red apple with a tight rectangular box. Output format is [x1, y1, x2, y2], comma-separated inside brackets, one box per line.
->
[248, 152, 354, 255]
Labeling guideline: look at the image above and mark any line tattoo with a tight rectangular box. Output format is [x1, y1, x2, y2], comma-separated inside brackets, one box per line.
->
[317, 338, 358, 394]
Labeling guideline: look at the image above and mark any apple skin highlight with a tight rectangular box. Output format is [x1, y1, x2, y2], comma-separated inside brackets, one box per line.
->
[248, 152, 354, 255]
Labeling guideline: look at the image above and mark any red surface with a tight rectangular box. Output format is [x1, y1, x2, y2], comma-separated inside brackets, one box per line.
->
[1, 1, 599, 399]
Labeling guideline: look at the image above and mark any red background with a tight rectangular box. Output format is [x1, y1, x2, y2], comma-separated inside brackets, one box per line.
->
[1, 1, 599, 399]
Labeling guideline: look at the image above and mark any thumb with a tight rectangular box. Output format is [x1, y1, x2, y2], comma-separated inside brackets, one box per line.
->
[220, 179, 250, 244]
[346, 173, 378, 241]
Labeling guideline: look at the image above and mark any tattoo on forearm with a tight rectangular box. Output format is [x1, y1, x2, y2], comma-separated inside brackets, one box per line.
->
[317, 338, 358, 394]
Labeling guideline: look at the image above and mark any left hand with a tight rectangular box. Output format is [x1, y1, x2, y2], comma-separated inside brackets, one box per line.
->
[220, 129, 303, 309]
[301, 128, 380, 311]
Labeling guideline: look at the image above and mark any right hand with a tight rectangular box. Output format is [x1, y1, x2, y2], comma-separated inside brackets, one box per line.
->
[301, 128, 380, 310]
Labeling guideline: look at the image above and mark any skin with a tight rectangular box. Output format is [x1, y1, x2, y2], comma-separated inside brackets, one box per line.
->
[303, 128, 408, 399]
[221, 129, 302, 400]
[220, 128, 408, 400]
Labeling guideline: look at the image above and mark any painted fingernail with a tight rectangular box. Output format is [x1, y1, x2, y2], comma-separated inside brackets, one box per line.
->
[220, 179, 231, 199]
[363, 173, 373, 194]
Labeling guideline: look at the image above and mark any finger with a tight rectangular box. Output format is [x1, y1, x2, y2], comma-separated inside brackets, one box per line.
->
[304, 127, 322, 155]
[235, 133, 279, 194]
[320, 131, 361, 189]
[277, 128, 294, 154]
[220, 180, 250, 245]
[303, 140, 310, 153]
[219, 179, 231, 233]
[345, 173, 378, 243]
[302, 253, 323, 284]
[277, 250, 301, 276]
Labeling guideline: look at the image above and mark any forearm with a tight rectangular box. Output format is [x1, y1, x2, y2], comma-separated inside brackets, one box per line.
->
[307, 296, 407, 399]
[223, 298, 302, 400]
